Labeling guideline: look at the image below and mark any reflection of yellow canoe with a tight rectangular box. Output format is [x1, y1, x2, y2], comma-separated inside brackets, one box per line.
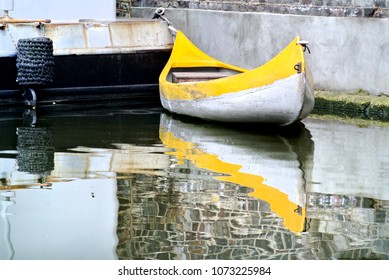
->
[159, 114, 314, 234]
[159, 31, 314, 125]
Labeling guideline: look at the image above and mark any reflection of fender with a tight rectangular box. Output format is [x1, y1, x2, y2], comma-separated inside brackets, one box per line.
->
[16, 125, 55, 176]
[159, 113, 314, 234]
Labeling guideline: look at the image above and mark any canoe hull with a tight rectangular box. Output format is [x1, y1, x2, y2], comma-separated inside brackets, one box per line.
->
[161, 72, 314, 125]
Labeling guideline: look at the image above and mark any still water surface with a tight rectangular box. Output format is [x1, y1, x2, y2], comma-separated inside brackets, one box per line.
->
[0, 106, 388, 260]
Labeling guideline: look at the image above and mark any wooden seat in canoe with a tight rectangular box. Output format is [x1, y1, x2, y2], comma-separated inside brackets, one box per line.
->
[172, 71, 231, 83]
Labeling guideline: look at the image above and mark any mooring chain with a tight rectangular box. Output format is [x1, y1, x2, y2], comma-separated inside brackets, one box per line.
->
[153, 8, 178, 35]
[5, 24, 17, 49]
[2, 20, 47, 50]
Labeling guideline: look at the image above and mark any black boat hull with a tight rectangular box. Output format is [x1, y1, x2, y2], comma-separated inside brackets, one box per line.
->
[0, 50, 171, 107]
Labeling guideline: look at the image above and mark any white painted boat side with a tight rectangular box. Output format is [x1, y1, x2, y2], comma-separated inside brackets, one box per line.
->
[161, 73, 313, 125]
[0, 20, 173, 57]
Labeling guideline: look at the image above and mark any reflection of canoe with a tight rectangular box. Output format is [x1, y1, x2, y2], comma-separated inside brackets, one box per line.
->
[159, 113, 314, 234]
[159, 31, 314, 125]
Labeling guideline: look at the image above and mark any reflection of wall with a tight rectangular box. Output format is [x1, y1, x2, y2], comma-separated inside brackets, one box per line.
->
[300, 119, 389, 259]
[116, 165, 389, 260]
[116, 165, 305, 260]
[305, 118, 389, 200]
[305, 192, 389, 259]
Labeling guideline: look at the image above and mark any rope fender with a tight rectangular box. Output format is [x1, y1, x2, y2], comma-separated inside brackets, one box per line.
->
[16, 37, 55, 87]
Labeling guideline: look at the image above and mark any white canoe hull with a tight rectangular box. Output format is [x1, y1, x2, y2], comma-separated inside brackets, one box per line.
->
[161, 72, 314, 126]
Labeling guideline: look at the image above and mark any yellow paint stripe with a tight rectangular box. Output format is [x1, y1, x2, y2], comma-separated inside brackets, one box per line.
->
[160, 128, 305, 234]
[160, 31, 305, 101]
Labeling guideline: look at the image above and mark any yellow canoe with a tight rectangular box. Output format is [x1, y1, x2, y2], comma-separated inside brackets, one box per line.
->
[159, 30, 314, 125]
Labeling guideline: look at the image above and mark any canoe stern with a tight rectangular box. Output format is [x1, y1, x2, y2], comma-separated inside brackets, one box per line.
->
[295, 62, 315, 122]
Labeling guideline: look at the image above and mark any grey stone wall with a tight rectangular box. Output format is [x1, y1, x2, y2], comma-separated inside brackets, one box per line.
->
[119, 0, 389, 17]
[117, 0, 132, 17]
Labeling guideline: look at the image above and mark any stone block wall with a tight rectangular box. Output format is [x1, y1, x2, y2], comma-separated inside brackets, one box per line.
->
[117, 0, 132, 17]
[118, 0, 389, 17]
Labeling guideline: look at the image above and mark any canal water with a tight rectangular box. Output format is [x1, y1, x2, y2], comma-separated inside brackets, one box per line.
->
[0, 104, 388, 260]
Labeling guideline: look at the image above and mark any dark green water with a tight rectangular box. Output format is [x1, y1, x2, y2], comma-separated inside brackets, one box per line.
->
[0, 105, 388, 260]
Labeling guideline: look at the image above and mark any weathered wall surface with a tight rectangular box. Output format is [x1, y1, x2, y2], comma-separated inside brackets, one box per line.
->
[120, 0, 389, 17]
[116, 1, 389, 95]
[130, 7, 389, 95]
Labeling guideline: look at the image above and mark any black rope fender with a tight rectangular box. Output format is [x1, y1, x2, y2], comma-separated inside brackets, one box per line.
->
[16, 37, 55, 87]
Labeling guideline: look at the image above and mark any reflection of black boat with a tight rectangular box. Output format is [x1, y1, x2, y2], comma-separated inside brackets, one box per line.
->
[0, 107, 170, 190]
[159, 113, 314, 234]
[0, 108, 167, 259]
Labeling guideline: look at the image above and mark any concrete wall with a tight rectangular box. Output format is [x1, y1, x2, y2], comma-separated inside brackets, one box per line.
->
[130, 7, 389, 95]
